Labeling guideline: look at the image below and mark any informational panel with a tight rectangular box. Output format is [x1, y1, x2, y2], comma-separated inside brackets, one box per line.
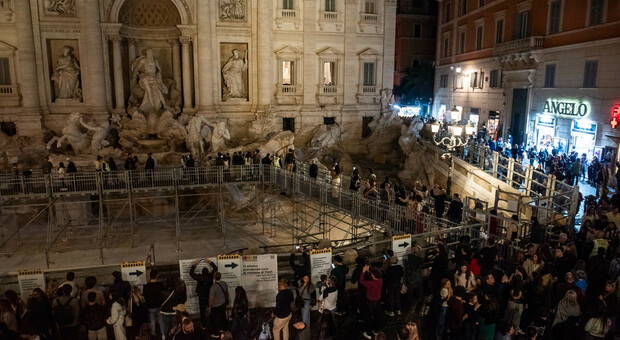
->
[217, 255, 242, 302]
[310, 248, 332, 285]
[392, 234, 411, 262]
[17, 269, 45, 301]
[242, 254, 278, 308]
[120, 261, 147, 286]
[179, 257, 217, 315]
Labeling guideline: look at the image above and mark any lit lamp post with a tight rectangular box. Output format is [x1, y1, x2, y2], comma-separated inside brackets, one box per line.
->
[431, 106, 475, 196]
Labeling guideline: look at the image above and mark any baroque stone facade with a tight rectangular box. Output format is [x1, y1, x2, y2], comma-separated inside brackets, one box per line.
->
[0, 0, 396, 144]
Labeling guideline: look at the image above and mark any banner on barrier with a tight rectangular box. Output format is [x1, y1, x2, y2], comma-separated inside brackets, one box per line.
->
[242, 254, 278, 308]
[18, 269, 45, 300]
[310, 248, 332, 286]
[179, 257, 217, 315]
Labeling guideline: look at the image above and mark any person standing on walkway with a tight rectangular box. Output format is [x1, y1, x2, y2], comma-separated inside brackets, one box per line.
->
[359, 265, 384, 339]
[107, 290, 127, 340]
[331, 255, 349, 315]
[285, 149, 295, 172]
[273, 278, 294, 340]
[189, 259, 217, 329]
[143, 270, 163, 338]
[309, 160, 319, 180]
[83, 292, 107, 340]
[208, 272, 229, 337]
[431, 185, 447, 219]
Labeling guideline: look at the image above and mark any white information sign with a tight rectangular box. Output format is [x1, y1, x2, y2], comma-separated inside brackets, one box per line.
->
[217, 255, 242, 302]
[120, 261, 147, 286]
[18, 269, 45, 300]
[179, 257, 217, 315]
[392, 234, 411, 262]
[310, 248, 332, 286]
[242, 254, 278, 308]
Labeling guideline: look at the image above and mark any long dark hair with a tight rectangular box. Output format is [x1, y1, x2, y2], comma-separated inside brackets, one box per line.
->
[235, 286, 247, 302]
[110, 290, 126, 308]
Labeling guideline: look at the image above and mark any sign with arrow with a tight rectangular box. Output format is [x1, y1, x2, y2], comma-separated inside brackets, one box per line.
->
[120, 261, 147, 286]
[392, 234, 412, 263]
[218, 254, 242, 300]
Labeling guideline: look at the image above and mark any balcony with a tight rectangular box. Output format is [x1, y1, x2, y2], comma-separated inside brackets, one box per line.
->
[493, 36, 544, 56]
[0, 84, 17, 95]
[0, 85, 20, 106]
[281, 9, 297, 18]
[356, 85, 380, 104]
[360, 13, 378, 23]
[276, 85, 301, 105]
[322, 85, 338, 94]
[275, 8, 301, 29]
[280, 85, 297, 94]
[322, 11, 338, 21]
[317, 85, 343, 105]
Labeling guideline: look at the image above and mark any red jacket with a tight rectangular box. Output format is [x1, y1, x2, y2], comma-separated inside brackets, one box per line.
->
[447, 296, 464, 331]
[359, 273, 383, 302]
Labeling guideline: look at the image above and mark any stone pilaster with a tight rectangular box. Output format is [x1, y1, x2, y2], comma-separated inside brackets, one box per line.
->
[302, 0, 317, 106]
[382, 0, 397, 89]
[343, 0, 358, 105]
[168, 39, 182, 92]
[180, 36, 193, 110]
[127, 38, 138, 63]
[14, 0, 40, 110]
[196, 1, 214, 111]
[110, 36, 125, 111]
[257, 0, 273, 107]
[83, 0, 107, 111]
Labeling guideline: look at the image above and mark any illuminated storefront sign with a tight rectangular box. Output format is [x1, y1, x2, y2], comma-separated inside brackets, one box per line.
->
[571, 119, 597, 135]
[612, 105, 620, 129]
[542, 99, 590, 118]
[536, 115, 555, 128]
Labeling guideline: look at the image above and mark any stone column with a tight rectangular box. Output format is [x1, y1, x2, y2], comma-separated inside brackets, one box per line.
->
[127, 39, 138, 63]
[14, 0, 40, 109]
[169, 39, 182, 92]
[180, 37, 193, 110]
[257, 0, 273, 106]
[302, 0, 317, 106]
[110, 36, 125, 111]
[381, 0, 397, 88]
[343, 0, 358, 105]
[197, 1, 214, 110]
[83, 0, 107, 110]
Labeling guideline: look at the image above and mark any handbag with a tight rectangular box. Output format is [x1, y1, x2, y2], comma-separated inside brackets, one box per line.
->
[125, 297, 133, 327]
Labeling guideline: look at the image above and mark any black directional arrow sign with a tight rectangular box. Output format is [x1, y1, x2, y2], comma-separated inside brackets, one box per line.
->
[225, 262, 238, 269]
[129, 270, 143, 277]
[398, 242, 409, 248]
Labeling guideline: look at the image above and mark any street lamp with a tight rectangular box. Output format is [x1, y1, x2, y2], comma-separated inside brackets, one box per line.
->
[431, 115, 475, 196]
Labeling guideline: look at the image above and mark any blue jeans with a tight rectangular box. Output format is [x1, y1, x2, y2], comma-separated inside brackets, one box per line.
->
[436, 305, 447, 339]
[159, 313, 176, 338]
[148, 308, 159, 335]
[302, 300, 311, 326]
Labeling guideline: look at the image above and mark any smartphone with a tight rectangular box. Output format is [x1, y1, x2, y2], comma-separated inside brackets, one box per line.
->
[296, 246, 300, 250]
[331, 263, 335, 269]
[383, 255, 387, 260]
[199, 259, 205, 263]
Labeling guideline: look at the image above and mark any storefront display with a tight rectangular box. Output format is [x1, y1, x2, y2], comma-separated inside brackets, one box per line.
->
[488, 111, 500, 141]
[535, 115, 555, 151]
[570, 119, 597, 158]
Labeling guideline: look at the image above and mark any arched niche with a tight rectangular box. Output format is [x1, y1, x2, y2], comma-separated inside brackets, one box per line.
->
[107, 0, 192, 25]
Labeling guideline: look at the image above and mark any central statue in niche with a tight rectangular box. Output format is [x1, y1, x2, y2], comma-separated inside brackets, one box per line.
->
[221, 49, 248, 101]
[129, 48, 169, 136]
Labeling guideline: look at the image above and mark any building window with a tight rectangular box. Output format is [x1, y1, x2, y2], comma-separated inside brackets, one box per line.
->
[325, 0, 336, 12]
[589, 0, 604, 26]
[282, 61, 295, 85]
[283, 0, 293, 10]
[583, 60, 598, 88]
[470, 71, 483, 89]
[324, 117, 336, 125]
[514, 10, 530, 39]
[479, 0, 484, 8]
[548, 0, 561, 34]
[364, 0, 376, 14]
[363, 62, 375, 86]
[0, 57, 10, 85]
[283, 117, 295, 132]
[323, 61, 336, 86]
[459, 31, 466, 54]
[362, 116, 373, 138]
[429, 25, 436, 39]
[440, 74, 448, 88]
[544, 64, 556, 88]
[445, 2, 451, 23]
[489, 69, 500, 88]
[475, 25, 483, 50]
[461, 0, 467, 15]
[495, 19, 504, 44]
[414, 24, 421, 38]
[442, 36, 449, 57]
[454, 74, 464, 90]
[0, 122, 16, 137]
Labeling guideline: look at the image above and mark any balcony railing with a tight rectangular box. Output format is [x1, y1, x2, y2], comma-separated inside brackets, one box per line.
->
[322, 85, 338, 94]
[322, 11, 338, 20]
[360, 13, 378, 23]
[359, 85, 377, 94]
[493, 36, 544, 56]
[0, 85, 17, 95]
[280, 85, 297, 94]
[281, 9, 297, 18]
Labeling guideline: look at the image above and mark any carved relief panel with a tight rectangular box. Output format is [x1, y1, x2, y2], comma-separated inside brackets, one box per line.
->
[219, 0, 245, 21]
[43, 0, 77, 17]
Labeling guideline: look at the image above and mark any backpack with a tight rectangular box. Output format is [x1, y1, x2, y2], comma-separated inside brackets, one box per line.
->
[290, 288, 302, 312]
[53, 297, 74, 327]
[258, 321, 272, 340]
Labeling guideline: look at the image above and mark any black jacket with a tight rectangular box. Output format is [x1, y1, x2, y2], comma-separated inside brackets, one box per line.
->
[189, 262, 218, 300]
[83, 304, 107, 331]
[145, 157, 155, 170]
[309, 164, 319, 178]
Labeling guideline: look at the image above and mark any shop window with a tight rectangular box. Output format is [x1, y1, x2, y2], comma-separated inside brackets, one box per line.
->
[489, 69, 500, 88]
[475, 25, 483, 51]
[588, 0, 604, 26]
[544, 64, 556, 88]
[362, 116, 373, 138]
[0, 57, 9, 85]
[283, 117, 295, 132]
[283, 0, 293, 10]
[324, 117, 336, 125]
[495, 18, 504, 44]
[440, 74, 448, 88]
[583, 60, 598, 88]
[414, 24, 421, 38]
[0, 122, 16, 136]
[548, 0, 562, 34]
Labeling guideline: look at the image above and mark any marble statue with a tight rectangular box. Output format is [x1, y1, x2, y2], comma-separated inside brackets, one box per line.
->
[131, 49, 168, 112]
[185, 115, 211, 155]
[46, 112, 91, 154]
[380, 88, 395, 111]
[220, 0, 245, 20]
[221, 49, 248, 101]
[157, 109, 187, 150]
[80, 117, 110, 155]
[210, 121, 231, 153]
[163, 78, 182, 114]
[51, 46, 81, 100]
[47, 0, 75, 15]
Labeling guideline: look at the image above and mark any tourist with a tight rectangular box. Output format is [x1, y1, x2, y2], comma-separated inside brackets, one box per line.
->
[446, 286, 466, 340]
[505, 215, 519, 240]
[52, 284, 80, 340]
[285, 148, 295, 172]
[584, 306, 611, 340]
[273, 278, 294, 340]
[42, 158, 53, 175]
[230, 286, 249, 340]
[112, 270, 132, 302]
[94, 155, 102, 171]
[331, 163, 341, 198]
[209, 272, 229, 336]
[107, 290, 127, 340]
[297, 275, 316, 326]
[66, 158, 77, 173]
[80, 276, 106, 308]
[143, 270, 164, 337]
[446, 194, 463, 224]
[189, 258, 218, 329]
[83, 292, 107, 340]
[462, 293, 481, 340]
[316, 275, 328, 313]
[359, 265, 383, 339]
[454, 262, 477, 292]
[320, 277, 338, 314]
[363, 180, 378, 200]
[290, 246, 310, 284]
[350, 167, 361, 191]
[172, 317, 205, 340]
[146, 153, 155, 170]
[384, 257, 404, 317]
[124, 153, 136, 170]
[430, 184, 446, 219]
[59, 272, 79, 298]
[309, 160, 318, 179]
[159, 278, 188, 339]
[0, 299, 17, 332]
[330, 255, 348, 314]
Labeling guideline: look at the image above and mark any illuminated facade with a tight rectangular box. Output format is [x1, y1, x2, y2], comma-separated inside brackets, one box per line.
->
[433, 0, 620, 160]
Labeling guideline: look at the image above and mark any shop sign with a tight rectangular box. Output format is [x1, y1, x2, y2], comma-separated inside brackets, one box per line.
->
[536, 115, 555, 128]
[611, 105, 620, 129]
[543, 99, 590, 118]
[571, 119, 597, 135]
